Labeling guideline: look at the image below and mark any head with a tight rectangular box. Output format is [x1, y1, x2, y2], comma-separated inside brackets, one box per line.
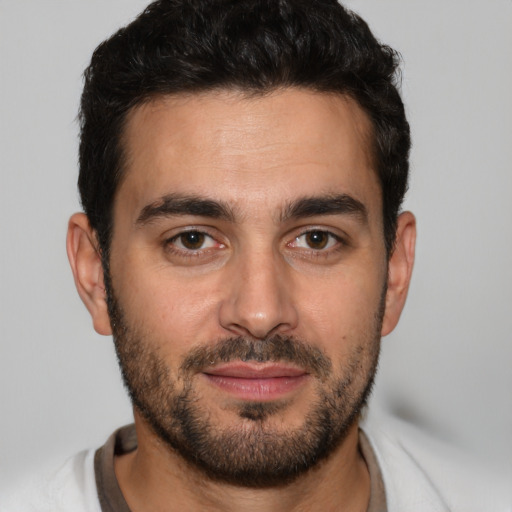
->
[68, 0, 415, 488]
[78, 0, 410, 259]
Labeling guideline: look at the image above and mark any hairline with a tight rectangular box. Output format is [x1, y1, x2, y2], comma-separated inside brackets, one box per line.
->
[100, 86, 387, 261]
[109, 85, 382, 238]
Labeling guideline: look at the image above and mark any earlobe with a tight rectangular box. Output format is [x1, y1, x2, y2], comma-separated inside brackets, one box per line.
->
[66, 213, 112, 336]
[381, 211, 416, 336]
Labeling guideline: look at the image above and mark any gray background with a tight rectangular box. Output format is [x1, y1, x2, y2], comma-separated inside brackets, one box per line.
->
[1, 0, 511, 488]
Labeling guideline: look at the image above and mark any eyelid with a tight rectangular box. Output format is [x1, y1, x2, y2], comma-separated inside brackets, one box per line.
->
[163, 225, 220, 241]
[288, 225, 347, 244]
[294, 231, 337, 248]
[170, 231, 217, 251]
[163, 227, 226, 254]
[284, 226, 350, 261]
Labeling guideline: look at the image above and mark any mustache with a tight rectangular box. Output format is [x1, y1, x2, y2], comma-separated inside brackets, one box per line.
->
[180, 335, 332, 379]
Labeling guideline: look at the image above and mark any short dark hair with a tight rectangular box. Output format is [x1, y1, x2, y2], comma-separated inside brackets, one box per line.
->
[79, 0, 410, 256]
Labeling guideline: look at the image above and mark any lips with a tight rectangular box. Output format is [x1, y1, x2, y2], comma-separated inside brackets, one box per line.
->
[202, 363, 309, 401]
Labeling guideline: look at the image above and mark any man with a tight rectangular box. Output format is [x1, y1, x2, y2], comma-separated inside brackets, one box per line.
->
[3, 1, 508, 511]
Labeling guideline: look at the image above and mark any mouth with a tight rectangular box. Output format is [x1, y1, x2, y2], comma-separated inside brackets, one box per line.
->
[202, 362, 309, 401]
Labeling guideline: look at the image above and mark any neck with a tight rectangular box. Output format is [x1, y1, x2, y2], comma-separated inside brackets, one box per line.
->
[115, 414, 370, 512]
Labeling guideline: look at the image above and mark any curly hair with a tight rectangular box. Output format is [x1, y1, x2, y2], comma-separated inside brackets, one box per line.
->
[79, 0, 410, 257]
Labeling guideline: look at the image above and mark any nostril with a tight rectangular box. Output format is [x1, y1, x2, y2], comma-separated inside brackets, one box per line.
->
[218, 258, 299, 339]
[220, 303, 298, 340]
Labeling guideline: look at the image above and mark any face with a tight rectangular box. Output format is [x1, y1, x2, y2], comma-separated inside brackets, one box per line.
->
[100, 89, 393, 485]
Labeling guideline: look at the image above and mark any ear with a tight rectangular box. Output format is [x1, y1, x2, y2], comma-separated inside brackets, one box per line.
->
[66, 213, 112, 335]
[381, 211, 416, 336]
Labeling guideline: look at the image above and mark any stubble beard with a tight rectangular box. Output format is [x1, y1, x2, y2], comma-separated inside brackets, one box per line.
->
[106, 278, 384, 488]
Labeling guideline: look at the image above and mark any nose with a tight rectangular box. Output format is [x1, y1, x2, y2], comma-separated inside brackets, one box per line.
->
[219, 250, 299, 339]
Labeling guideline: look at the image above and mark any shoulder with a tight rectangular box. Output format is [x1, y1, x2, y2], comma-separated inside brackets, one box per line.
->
[360, 409, 511, 512]
[1, 449, 101, 512]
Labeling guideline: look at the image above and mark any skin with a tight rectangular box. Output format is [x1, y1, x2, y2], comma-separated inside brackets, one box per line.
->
[67, 89, 416, 511]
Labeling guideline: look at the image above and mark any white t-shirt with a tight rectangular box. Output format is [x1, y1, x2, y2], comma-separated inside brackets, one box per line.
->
[2, 413, 510, 512]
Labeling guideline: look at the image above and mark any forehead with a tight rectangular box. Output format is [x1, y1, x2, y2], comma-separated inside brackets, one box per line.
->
[116, 88, 380, 223]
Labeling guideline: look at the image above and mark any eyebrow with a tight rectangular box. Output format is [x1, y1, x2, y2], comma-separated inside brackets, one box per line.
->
[281, 194, 368, 223]
[136, 192, 367, 226]
[136, 194, 235, 225]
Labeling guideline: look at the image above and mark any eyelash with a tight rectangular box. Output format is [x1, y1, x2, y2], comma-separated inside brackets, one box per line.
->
[164, 230, 222, 258]
[162, 228, 347, 260]
[287, 230, 347, 258]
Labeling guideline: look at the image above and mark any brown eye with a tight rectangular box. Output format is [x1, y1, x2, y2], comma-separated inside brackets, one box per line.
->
[289, 230, 340, 252]
[179, 231, 206, 250]
[165, 230, 225, 260]
[305, 231, 329, 249]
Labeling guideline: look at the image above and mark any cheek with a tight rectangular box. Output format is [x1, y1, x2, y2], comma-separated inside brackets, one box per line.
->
[113, 262, 223, 350]
[297, 267, 385, 350]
